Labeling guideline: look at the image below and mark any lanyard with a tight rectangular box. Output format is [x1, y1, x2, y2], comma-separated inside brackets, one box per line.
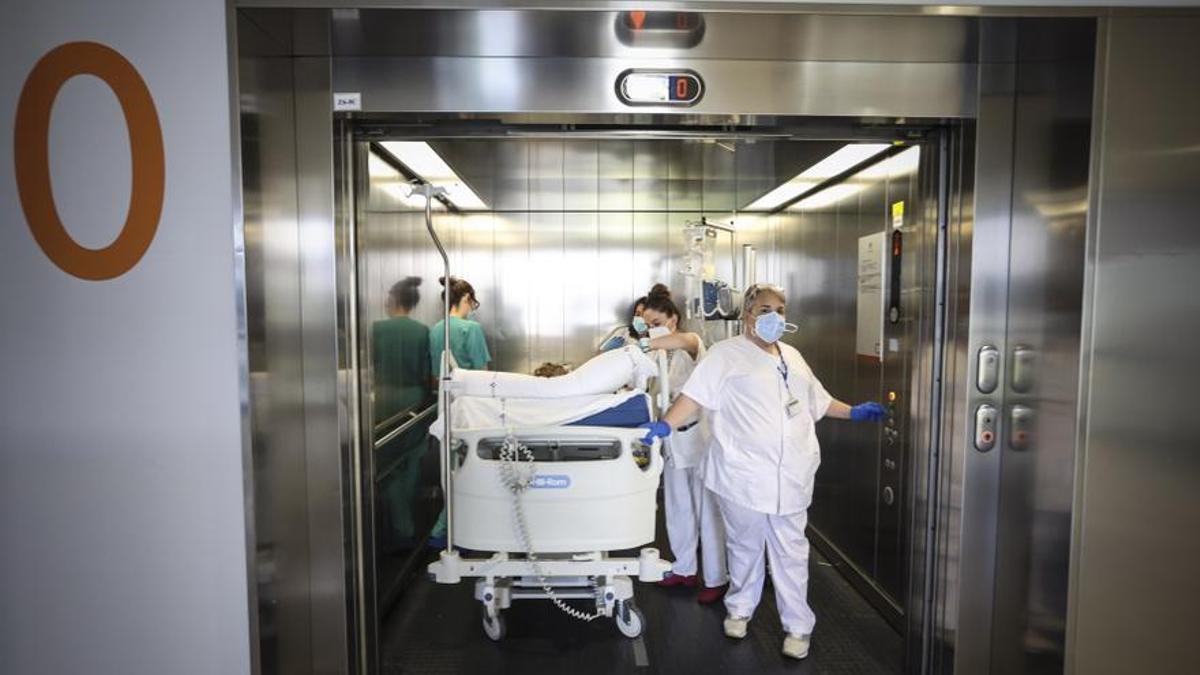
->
[776, 353, 789, 385]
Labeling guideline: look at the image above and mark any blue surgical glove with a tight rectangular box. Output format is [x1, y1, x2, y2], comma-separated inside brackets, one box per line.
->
[600, 335, 626, 352]
[850, 402, 887, 422]
[639, 421, 672, 445]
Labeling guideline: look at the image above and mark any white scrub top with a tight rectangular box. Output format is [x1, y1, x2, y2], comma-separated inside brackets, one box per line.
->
[662, 341, 708, 469]
[682, 335, 833, 516]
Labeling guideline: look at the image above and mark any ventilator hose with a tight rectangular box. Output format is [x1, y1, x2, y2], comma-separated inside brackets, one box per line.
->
[498, 434, 604, 622]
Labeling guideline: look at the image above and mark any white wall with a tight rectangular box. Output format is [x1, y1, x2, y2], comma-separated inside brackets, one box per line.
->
[0, 1, 251, 674]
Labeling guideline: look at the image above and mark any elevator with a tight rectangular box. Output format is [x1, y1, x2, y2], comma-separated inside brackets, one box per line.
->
[236, 7, 1098, 674]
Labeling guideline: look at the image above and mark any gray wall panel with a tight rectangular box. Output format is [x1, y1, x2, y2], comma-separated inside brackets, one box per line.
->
[1070, 17, 1200, 675]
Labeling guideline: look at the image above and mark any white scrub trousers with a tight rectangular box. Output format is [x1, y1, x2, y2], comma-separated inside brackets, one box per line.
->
[663, 461, 728, 587]
[717, 495, 816, 636]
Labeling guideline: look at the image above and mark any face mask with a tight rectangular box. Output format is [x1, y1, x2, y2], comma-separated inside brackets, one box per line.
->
[631, 316, 648, 335]
[648, 326, 670, 340]
[753, 311, 798, 343]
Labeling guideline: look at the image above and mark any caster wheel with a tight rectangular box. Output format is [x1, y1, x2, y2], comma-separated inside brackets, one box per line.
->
[614, 600, 644, 638]
[482, 608, 507, 641]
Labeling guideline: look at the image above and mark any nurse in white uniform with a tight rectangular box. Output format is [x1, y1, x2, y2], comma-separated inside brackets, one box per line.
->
[641, 283, 885, 660]
[639, 285, 729, 604]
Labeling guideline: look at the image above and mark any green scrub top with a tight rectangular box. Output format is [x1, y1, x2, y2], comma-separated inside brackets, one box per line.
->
[372, 316, 431, 423]
[430, 316, 491, 373]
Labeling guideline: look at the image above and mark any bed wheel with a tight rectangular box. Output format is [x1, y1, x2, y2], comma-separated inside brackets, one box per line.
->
[614, 599, 644, 638]
[482, 608, 507, 641]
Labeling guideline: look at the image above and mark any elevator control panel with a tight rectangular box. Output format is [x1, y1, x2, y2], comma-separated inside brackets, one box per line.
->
[977, 345, 999, 394]
[975, 404, 998, 452]
[1010, 405, 1034, 451]
[616, 69, 704, 106]
[1011, 346, 1035, 393]
[884, 393, 899, 445]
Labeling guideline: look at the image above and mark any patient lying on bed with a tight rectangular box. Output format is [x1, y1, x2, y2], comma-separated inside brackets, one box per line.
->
[439, 346, 658, 431]
[448, 345, 657, 399]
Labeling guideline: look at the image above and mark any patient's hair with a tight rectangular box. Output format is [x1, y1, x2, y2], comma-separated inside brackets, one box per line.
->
[642, 283, 680, 319]
[533, 362, 570, 377]
[388, 277, 422, 311]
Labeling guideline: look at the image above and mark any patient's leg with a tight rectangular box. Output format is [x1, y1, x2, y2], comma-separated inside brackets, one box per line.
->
[450, 346, 657, 398]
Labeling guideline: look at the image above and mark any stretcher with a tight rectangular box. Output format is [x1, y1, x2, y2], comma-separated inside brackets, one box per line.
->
[428, 365, 672, 641]
[410, 182, 669, 640]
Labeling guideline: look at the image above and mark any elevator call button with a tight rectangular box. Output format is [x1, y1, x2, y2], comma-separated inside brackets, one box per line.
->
[975, 404, 998, 452]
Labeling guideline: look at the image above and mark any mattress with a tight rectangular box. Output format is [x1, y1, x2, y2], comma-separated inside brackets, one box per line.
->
[436, 390, 651, 435]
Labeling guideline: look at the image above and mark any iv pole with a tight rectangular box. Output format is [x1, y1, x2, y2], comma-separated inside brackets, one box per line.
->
[408, 182, 454, 554]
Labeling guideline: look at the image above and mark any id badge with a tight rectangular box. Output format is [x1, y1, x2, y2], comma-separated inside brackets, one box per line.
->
[786, 396, 802, 419]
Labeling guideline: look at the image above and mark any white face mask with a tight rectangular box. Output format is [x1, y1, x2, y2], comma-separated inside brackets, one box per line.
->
[647, 326, 670, 340]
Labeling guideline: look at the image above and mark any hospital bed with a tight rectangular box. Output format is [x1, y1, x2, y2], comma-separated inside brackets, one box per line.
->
[427, 364, 673, 641]
[410, 182, 670, 640]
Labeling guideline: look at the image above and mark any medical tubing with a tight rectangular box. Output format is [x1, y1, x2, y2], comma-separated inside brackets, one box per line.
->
[496, 426, 604, 622]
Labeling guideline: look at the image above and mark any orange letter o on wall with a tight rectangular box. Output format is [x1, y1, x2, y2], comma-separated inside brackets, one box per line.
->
[14, 41, 165, 281]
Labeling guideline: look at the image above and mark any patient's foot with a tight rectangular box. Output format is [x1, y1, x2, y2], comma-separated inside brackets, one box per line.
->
[657, 572, 698, 588]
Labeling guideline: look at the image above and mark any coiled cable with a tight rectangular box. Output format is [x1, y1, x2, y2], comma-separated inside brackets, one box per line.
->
[497, 431, 604, 622]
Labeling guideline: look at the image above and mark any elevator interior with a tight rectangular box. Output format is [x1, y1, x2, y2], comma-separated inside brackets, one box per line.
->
[354, 119, 934, 619]
[237, 7, 1099, 674]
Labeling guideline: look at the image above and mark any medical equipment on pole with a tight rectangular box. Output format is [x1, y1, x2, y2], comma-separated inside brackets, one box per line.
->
[679, 218, 750, 343]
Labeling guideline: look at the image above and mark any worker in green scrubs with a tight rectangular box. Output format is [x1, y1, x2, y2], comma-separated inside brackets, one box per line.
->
[429, 275, 491, 374]
[428, 276, 490, 548]
[372, 277, 433, 549]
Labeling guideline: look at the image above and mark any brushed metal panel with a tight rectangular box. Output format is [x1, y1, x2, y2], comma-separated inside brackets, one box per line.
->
[702, 140, 737, 214]
[991, 20, 1094, 674]
[494, 141, 529, 212]
[293, 57, 351, 675]
[563, 212, 601, 364]
[238, 52, 314, 675]
[923, 125, 976, 675]
[333, 57, 978, 118]
[1070, 17, 1200, 675]
[952, 55, 1017, 675]
[563, 140, 599, 212]
[633, 211, 670, 295]
[529, 141, 564, 212]
[326, 9, 977, 64]
[633, 141, 668, 212]
[597, 211, 635, 331]
[529, 211, 566, 367]
[597, 140, 634, 212]
[491, 213, 531, 374]
[668, 141, 704, 212]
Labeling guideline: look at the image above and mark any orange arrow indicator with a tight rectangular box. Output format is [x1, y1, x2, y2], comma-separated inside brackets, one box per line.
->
[630, 10, 646, 29]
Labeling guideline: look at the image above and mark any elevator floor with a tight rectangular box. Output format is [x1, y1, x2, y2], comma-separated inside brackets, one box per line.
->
[381, 546, 901, 674]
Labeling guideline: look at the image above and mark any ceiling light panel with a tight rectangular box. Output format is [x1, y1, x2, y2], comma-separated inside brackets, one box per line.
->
[790, 184, 863, 211]
[744, 180, 819, 211]
[744, 143, 890, 211]
[378, 141, 487, 211]
[800, 143, 891, 180]
[858, 146, 921, 180]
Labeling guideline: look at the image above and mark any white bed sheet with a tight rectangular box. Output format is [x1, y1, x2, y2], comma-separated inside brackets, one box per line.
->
[432, 390, 647, 436]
